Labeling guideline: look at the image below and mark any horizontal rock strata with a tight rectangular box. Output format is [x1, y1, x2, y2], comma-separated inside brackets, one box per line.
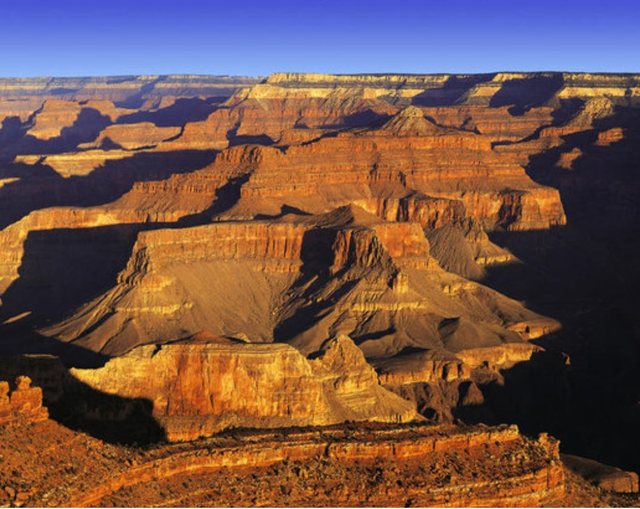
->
[68, 423, 565, 507]
[69, 339, 418, 441]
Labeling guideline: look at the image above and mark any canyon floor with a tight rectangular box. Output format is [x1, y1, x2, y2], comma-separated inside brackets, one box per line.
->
[1, 72, 639, 506]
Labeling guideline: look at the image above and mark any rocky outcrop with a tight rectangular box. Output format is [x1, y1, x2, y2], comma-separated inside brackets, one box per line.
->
[353, 193, 467, 230]
[375, 350, 471, 386]
[425, 221, 514, 279]
[69, 424, 566, 507]
[26, 100, 82, 140]
[36, 219, 305, 351]
[423, 105, 556, 141]
[69, 338, 418, 441]
[1, 417, 584, 508]
[0, 376, 48, 424]
[379, 105, 447, 136]
[14, 149, 135, 177]
[216, 115, 566, 230]
[43, 205, 555, 359]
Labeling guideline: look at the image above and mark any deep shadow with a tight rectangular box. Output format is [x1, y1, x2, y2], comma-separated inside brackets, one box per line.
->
[0, 326, 110, 368]
[492, 98, 588, 147]
[274, 278, 359, 345]
[0, 116, 24, 148]
[411, 74, 495, 106]
[527, 106, 640, 228]
[274, 227, 358, 344]
[0, 107, 112, 160]
[469, 339, 640, 473]
[97, 136, 124, 150]
[0, 149, 216, 229]
[471, 105, 640, 472]
[228, 133, 275, 146]
[117, 97, 219, 127]
[224, 121, 276, 147]
[321, 109, 393, 130]
[467, 351, 571, 434]
[0, 157, 59, 180]
[254, 204, 312, 221]
[0, 225, 149, 328]
[550, 98, 586, 125]
[489, 74, 564, 115]
[178, 172, 251, 225]
[483, 226, 620, 319]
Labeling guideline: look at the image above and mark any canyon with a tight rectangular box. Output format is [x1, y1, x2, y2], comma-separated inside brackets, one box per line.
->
[1, 71, 639, 506]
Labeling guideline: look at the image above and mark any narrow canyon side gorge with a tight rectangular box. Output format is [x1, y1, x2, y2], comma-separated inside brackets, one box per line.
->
[1, 72, 639, 506]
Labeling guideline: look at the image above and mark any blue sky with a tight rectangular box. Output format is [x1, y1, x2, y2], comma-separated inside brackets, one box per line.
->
[1, 0, 638, 77]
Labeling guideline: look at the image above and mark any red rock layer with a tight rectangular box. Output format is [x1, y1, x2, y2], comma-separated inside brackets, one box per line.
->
[83, 122, 181, 150]
[41, 204, 557, 370]
[67, 424, 566, 507]
[25, 99, 82, 140]
[217, 118, 566, 230]
[2, 418, 591, 508]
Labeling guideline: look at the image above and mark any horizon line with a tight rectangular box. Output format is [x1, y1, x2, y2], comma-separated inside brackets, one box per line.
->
[1, 70, 640, 80]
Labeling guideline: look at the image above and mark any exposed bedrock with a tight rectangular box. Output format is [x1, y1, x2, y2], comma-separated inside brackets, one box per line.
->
[219, 115, 566, 231]
[1, 417, 579, 508]
[2, 71, 640, 482]
[0, 375, 48, 425]
[68, 337, 418, 441]
[41, 205, 556, 360]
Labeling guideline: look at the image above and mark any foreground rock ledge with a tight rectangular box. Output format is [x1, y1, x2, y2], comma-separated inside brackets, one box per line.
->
[0, 418, 572, 507]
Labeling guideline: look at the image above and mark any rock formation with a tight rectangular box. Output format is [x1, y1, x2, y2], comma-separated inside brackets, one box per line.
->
[26, 100, 83, 140]
[563, 454, 640, 494]
[1, 71, 640, 502]
[0, 376, 48, 424]
[69, 338, 417, 441]
[4, 416, 607, 507]
[81, 122, 182, 150]
[42, 205, 555, 362]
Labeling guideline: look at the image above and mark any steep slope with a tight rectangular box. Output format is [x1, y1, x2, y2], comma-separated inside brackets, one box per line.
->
[216, 107, 566, 231]
[43, 205, 556, 366]
[426, 220, 515, 280]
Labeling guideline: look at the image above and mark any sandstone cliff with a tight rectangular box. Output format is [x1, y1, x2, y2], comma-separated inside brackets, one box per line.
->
[206, 106, 567, 231]
[69, 338, 417, 441]
[42, 205, 555, 362]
